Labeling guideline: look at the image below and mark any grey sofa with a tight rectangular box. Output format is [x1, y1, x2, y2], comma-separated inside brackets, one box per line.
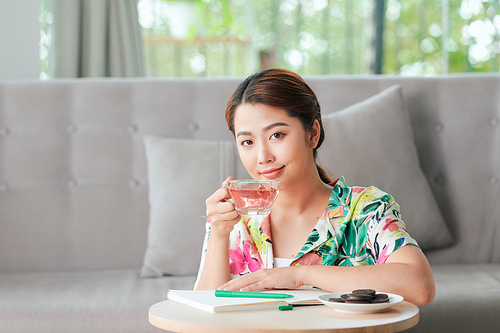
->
[0, 74, 499, 333]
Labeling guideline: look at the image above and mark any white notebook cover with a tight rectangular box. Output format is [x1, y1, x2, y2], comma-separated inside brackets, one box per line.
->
[167, 288, 326, 313]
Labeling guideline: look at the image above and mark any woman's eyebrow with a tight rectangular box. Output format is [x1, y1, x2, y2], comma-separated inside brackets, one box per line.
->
[236, 130, 252, 138]
[236, 122, 290, 138]
[264, 122, 290, 132]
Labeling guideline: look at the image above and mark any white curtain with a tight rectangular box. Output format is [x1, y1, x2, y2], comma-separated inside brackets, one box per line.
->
[49, 0, 145, 77]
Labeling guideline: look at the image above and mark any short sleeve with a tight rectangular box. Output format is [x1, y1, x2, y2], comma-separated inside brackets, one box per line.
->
[366, 196, 419, 264]
[193, 219, 211, 290]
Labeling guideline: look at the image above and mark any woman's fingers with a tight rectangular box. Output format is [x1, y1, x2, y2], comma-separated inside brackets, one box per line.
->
[218, 268, 303, 292]
[220, 271, 269, 291]
[206, 187, 231, 206]
[218, 201, 236, 214]
[207, 195, 237, 218]
[208, 209, 240, 225]
[218, 272, 258, 291]
[205, 177, 241, 237]
[206, 176, 235, 212]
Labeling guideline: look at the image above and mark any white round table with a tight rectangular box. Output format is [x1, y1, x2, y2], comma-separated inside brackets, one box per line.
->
[149, 299, 419, 333]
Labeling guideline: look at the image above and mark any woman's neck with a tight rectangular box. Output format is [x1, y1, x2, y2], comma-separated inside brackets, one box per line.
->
[272, 173, 332, 220]
[268, 172, 332, 259]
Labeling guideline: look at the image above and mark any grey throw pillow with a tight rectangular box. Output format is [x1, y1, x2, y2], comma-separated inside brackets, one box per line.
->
[140, 135, 247, 277]
[318, 85, 453, 251]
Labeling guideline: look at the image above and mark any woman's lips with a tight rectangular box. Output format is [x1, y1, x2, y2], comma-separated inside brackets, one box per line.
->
[261, 166, 285, 179]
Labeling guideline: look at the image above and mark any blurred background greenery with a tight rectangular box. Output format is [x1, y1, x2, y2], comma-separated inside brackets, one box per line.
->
[39, 0, 500, 78]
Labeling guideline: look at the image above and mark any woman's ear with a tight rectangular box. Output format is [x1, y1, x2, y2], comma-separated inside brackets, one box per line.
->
[309, 119, 321, 149]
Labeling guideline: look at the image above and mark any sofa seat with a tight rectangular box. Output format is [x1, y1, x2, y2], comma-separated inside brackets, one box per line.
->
[408, 264, 500, 332]
[0, 269, 196, 333]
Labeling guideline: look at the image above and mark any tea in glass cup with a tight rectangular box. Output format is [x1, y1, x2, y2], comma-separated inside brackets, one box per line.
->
[228, 180, 280, 215]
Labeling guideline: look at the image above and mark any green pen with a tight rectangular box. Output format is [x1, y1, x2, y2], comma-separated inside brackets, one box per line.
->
[215, 290, 294, 299]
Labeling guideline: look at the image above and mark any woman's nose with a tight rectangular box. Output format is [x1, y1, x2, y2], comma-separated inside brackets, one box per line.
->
[257, 143, 275, 164]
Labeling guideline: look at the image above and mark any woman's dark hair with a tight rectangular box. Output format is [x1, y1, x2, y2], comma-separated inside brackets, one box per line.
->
[225, 68, 332, 184]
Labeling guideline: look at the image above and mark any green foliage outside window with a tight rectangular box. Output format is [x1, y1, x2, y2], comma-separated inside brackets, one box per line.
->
[39, 0, 52, 80]
[383, 0, 500, 75]
[139, 0, 374, 77]
[39, 0, 500, 78]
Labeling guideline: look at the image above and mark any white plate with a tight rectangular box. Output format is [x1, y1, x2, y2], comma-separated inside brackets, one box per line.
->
[318, 292, 404, 314]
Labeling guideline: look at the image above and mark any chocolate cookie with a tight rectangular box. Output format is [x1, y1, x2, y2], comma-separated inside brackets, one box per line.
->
[344, 294, 373, 302]
[329, 290, 391, 304]
[370, 297, 389, 303]
[370, 293, 389, 303]
[352, 289, 376, 297]
[329, 297, 345, 303]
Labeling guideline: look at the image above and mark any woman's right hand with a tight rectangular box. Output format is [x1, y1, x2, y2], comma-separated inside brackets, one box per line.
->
[205, 176, 241, 238]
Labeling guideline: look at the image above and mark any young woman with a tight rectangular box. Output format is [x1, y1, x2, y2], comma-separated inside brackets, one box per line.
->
[194, 69, 435, 306]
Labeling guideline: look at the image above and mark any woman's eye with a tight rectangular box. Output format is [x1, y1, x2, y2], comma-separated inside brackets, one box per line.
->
[271, 132, 285, 140]
[241, 140, 253, 146]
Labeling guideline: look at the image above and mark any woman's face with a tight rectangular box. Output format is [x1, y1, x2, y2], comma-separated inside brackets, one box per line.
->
[233, 103, 319, 187]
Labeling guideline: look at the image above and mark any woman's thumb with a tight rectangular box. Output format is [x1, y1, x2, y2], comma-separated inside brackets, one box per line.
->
[222, 176, 233, 188]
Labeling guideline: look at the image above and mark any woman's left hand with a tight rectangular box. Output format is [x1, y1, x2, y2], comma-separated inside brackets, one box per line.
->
[218, 266, 305, 291]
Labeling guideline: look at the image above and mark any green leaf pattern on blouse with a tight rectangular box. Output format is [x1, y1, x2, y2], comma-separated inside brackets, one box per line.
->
[195, 176, 419, 285]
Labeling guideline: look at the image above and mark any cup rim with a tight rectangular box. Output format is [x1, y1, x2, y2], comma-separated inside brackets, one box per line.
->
[228, 179, 280, 184]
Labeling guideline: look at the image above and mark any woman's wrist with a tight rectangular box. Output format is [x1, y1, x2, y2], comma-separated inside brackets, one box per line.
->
[207, 230, 232, 254]
[209, 228, 232, 241]
[294, 264, 310, 287]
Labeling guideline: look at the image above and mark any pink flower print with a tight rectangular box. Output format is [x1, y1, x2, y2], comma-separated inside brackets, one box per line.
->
[376, 245, 389, 264]
[247, 259, 261, 272]
[352, 187, 365, 194]
[241, 217, 251, 229]
[245, 237, 259, 257]
[382, 218, 400, 232]
[229, 248, 246, 275]
[261, 216, 272, 238]
[293, 252, 323, 266]
[229, 243, 261, 275]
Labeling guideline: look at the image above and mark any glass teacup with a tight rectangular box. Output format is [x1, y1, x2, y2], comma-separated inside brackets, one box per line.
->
[228, 180, 280, 215]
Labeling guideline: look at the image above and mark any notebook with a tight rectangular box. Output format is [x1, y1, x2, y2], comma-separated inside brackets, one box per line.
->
[167, 288, 327, 313]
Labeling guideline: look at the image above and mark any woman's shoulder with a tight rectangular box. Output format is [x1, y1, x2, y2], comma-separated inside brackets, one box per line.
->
[330, 176, 396, 211]
[352, 185, 394, 203]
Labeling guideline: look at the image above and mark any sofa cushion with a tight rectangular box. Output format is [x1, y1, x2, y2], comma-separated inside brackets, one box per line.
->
[140, 135, 248, 278]
[319, 85, 453, 251]
[407, 264, 500, 333]
[0, 269, 197, 333]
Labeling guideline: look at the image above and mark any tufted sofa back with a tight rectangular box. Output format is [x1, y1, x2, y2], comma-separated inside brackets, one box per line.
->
[307, 75, 500, 265]
[0, 75, 499, 273]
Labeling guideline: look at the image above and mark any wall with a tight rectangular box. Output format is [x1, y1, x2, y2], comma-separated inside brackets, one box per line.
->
[0, 0, 40, 80]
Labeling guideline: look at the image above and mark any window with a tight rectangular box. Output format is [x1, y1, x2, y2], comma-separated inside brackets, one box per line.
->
[39, 0, 500, 79]
[138, 0, 375, 77]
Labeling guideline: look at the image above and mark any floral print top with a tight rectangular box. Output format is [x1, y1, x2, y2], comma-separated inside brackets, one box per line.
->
[194, 176, 418, 288]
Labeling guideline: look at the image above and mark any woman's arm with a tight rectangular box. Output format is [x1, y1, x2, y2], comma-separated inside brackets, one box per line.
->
[301, 245, 435, 306]
[195, 177, 241, 290]
[218, 245, 435, 306]
[195, 231, 232, 290]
